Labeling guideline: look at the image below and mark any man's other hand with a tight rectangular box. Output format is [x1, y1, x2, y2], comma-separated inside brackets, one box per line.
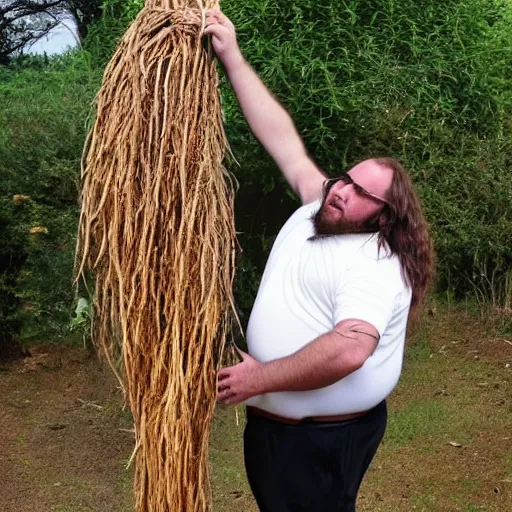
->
[204, 8, 244, 71]
[217, 349, 263, 405]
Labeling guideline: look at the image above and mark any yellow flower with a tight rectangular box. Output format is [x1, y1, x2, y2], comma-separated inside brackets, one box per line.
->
[12, 195, 30, 203]
[29, 226, 48, 235]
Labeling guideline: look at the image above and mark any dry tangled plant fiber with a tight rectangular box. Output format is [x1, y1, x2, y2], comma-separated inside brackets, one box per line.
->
[75, 0, 237, 510]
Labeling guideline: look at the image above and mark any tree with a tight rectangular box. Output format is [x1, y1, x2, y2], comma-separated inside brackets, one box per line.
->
[0, 1, 122, 65]
[0, 0, 61, 65]
[62, 0, 102, 42]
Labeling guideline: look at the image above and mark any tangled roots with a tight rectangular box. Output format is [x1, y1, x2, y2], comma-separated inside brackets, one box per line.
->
[76, 1, 236, 510]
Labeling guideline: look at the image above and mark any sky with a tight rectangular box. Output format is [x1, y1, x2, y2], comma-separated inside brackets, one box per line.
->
[26, 15, 79, 56]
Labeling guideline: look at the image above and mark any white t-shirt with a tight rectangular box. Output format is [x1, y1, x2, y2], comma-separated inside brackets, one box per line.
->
[245, 200, 412, 419]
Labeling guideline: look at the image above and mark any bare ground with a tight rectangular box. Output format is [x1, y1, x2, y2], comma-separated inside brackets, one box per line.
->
[0, 345, 133, 512]
[0, 305, 511, 512]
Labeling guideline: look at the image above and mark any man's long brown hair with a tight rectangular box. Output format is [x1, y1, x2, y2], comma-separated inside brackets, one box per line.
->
[374, 158, 435, 314]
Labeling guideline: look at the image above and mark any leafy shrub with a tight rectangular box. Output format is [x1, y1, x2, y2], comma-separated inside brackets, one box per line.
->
[218, 0, 512, 316]
[0, 53, 101, 340]
[2, 0, 512, 346]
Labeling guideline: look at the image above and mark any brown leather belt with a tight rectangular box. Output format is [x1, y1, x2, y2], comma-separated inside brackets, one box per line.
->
[246, 406, 370, 425]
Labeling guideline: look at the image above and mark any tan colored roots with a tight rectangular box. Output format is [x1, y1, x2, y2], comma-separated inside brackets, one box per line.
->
[75, 1, 236, 510]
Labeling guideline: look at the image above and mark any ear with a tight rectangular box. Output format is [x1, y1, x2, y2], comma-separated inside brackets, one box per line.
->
[378, 208, 391, 228]
[379, 206, 390, 227]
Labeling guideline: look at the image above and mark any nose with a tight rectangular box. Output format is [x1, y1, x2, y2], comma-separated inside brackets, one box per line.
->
[332, 181, 349, 203]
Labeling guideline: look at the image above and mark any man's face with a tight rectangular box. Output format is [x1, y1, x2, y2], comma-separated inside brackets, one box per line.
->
[313, 159, 393, 236]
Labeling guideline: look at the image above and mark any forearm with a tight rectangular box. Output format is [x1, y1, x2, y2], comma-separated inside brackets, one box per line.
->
[256, 330, 366, 393]
[205, 9, 324, 204]
[226, 58, 308, 177]
[217, 319, 379, 404]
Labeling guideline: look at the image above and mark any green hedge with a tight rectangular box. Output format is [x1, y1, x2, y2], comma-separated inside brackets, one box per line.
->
[1, 0, 511, 344]
[218, 0, 512, 316]
[0, 54, 101, 340]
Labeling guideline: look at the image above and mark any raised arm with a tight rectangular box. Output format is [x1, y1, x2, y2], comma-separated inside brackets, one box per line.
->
[205, 8, 326, 205]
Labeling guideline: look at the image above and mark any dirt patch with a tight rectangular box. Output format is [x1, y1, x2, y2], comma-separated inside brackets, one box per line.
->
[409, 305, 512, 366]
[0, 345, 134, 512]
[0, 306, 511, 512]
[358, 305, 512, 511]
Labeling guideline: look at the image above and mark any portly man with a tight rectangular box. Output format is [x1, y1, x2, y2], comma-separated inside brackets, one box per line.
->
[206, 9, 434, 512]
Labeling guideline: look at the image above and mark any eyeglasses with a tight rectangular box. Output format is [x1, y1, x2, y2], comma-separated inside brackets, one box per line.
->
[323, 174, 392, 208]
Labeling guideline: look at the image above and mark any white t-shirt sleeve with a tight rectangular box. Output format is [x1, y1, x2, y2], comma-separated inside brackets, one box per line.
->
[333, 252, 402, 336]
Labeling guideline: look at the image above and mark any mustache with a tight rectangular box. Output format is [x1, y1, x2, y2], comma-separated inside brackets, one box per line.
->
[310, 203, 380, 239]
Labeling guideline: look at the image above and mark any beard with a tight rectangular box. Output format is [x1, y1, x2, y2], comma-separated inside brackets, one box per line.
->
[311, 202, 379, 237]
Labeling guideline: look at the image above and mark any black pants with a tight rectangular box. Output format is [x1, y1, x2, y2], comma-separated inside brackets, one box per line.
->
[244, 401, 387, 512]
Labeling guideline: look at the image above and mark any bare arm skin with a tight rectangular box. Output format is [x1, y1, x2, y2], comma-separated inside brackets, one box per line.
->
[205, 8, 326, 204]
[217, 319, 379, 405]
